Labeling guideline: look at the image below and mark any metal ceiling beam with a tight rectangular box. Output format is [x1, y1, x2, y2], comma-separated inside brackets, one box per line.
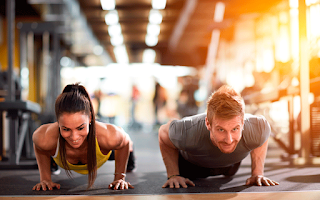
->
[28, 0, 113, 65]
[28, 0, 64, 4]
[168, 0, 198, 52]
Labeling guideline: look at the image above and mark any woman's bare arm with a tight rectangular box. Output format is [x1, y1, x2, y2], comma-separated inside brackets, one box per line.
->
[32, 123, 60, 191]
[96, 122, 134, 190]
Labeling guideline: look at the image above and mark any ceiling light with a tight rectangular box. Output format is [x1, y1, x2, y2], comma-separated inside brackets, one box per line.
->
[113, 45, 129, 64]
[213, 2, 225, 22]
[105, 10, 119, 25]
[145, 35, 158, 47]
[111, 35, 124, 46]
[100, 0, 115, 10]
[147, 24, 160, 36]
[152, 0, 166, 9]
[143, 49, 156, 63]
[289, 0, 298, 8]
[60, 56, 72, 67]
[149, 9, 163, 24]
[108, 24, 122, 36]
[93, 45, 104, 55]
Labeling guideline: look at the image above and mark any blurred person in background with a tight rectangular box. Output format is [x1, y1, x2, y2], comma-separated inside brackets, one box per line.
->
[176, 89, 198, 118]
[128, 84, 142, 130]
[153, 81, 168, 125]
[93, 89, 103, 119]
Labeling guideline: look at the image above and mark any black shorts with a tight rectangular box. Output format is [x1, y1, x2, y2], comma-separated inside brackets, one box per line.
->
[178, 154, 241, 179]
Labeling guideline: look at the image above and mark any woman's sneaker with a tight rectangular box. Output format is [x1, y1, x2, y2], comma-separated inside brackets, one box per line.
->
[51, 157, 61, 175]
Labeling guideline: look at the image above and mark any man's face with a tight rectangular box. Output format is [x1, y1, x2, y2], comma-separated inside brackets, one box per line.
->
[205, 115, 243, 154]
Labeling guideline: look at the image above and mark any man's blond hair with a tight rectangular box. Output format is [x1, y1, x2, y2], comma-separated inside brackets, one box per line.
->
[206, 85, 245, 125]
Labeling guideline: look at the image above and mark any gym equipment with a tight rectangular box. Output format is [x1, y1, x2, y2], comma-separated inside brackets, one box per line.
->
[0, 100, 41, 169]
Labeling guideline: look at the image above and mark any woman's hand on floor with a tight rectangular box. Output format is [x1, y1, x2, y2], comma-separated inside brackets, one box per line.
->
[108, 179, 134, 190]
[32, 180, 61, 191]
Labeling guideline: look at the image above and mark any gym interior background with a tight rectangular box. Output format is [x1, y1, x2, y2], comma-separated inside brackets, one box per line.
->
[1, 0, 320, 198]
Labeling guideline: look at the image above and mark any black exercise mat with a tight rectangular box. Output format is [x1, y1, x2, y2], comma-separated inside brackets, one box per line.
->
[1, 128, 320, 196]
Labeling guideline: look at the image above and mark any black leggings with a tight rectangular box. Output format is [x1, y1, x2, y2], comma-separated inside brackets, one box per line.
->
[178, 154, 241, 179]
[109, 150, 135, 171]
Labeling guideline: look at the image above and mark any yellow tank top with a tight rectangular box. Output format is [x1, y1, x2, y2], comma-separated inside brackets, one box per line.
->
[52, 137, 111, 175]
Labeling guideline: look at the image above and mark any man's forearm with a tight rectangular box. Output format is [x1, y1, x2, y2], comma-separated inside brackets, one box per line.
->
[250, 139, 268, 176]
[158, 121, 181, 178]
[159, 141, 180, 177]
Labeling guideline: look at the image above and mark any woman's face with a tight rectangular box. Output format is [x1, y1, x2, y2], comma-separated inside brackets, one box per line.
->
[58, 112, 91, 149]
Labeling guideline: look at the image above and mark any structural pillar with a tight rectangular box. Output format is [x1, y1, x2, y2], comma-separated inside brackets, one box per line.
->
[297, 0, 311, 165]
[6, 0, 16, 165]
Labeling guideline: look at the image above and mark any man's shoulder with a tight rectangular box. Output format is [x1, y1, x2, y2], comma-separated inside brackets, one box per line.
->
[169, 113, 208, 149]
[181, 113, 206, 123]
[244, 113, 268, 126]
[171, 113, 206, 130]
[242, 113, 270, 149]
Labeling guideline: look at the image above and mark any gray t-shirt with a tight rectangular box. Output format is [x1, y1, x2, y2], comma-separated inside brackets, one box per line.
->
[169, 113, 270, 168]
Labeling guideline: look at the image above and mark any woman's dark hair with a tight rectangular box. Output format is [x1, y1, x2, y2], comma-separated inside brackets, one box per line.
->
[55, 83, 97, 189]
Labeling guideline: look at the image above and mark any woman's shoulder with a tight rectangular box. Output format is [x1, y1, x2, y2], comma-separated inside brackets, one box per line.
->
[32, 122, 59, 151]
[96, 121, 126, 149]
